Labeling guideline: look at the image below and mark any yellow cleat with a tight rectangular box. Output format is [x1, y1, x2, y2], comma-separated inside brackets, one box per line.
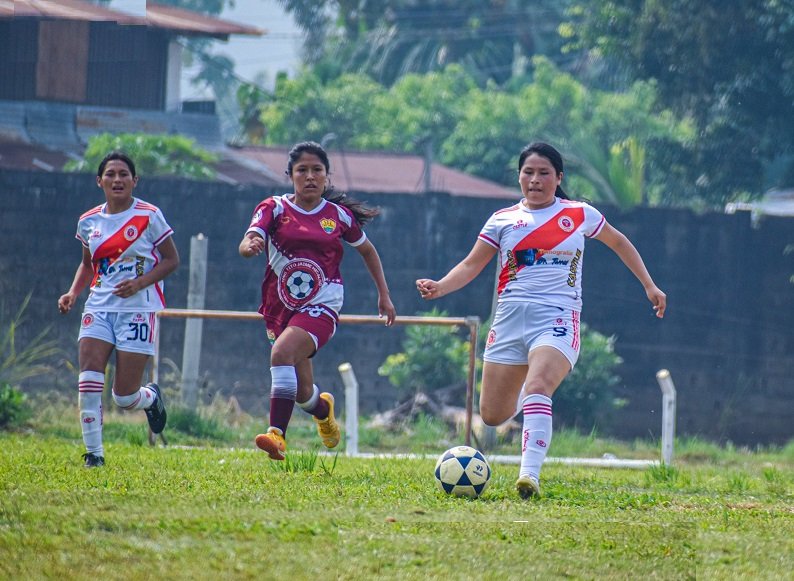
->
[255, 427, 286, 460]
[515, 475, 541, 499]
[313, 392, 341, 449]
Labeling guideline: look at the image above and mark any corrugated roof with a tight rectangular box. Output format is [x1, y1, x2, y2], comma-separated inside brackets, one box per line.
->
[232, 146, 520, 199]
[0, 0, 263, 38]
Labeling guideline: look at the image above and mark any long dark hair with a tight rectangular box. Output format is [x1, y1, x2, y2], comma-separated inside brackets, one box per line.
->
[97, 151, 136, 177]
[286, 141, 379, 226]
[518, 142, 569, 200]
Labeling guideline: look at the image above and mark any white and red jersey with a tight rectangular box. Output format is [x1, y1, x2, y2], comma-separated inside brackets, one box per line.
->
[478, 197, 606, 310]
[76, 198, 174, 312]
[245, 194, 367, 327]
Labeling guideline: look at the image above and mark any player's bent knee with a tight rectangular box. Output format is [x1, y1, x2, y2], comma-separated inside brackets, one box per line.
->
[480, 408, 513, 427]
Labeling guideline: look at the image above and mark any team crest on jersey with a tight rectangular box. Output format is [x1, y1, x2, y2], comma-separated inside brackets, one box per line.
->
[251, 209, 263, 225]
[124, 225, 139, 241]
[485, 328, 496, 349]
[81, 313, 94, 328]
[278, 258, 325, 309]
[320, 218, 336, 233]
[558, 215, 575, 232]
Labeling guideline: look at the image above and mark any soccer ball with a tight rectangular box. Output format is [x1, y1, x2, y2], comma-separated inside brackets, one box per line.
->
[434, 445, 491, 498]
[286, 270, 315, 299]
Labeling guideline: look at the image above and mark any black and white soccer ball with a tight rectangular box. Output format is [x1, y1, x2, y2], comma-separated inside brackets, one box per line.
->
[434, 445, 492, 498]
[286, 270, 315, 299]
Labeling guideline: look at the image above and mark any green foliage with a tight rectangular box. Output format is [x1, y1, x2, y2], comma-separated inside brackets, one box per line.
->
[565, 0, 794, 201]
[257, 59, 692, 208]
[64, 133, 218, 180]
[377, 309, 469, 394]
[279, 0, 575, 86]
[0, 293, 60, 387]
[0, 383, 31, 430]
[553, 323, 623, 430]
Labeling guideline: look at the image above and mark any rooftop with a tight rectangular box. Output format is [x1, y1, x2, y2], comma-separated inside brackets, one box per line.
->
[0, 0, 263, 38]
[232, 145, 519, 199]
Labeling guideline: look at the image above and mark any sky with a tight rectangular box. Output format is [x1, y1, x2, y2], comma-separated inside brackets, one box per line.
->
[179, 0, 304, 99]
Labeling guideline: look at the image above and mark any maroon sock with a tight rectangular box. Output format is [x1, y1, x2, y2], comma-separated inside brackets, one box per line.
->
[269, 397, 295, 435]
[307, 396, 330, 420]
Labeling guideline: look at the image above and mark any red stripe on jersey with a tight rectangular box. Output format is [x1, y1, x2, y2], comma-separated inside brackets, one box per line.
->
[92, 215, 150, 262]
[79, 205, 103, 220]
[514, 207, 585, 252]
[497, 207, 585, 294]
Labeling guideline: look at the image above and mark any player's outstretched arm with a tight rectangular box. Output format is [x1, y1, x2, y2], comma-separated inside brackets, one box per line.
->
[355, 239, 396, 326]
[58, 247, 93, 314]
[416, 240, 496, 301]
[239, 232, 265, 258]
[595, 222, 666, 318]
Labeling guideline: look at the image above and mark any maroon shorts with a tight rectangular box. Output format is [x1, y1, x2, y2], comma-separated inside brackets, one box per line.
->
[266, 305, 338, 354]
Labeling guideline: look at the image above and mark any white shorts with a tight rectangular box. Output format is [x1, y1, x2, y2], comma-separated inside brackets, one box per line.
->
[483, 301, 580, 369]
[78, 311, 158, 356]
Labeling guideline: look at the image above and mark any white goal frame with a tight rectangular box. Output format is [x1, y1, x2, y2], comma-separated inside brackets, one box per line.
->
[153, 308, 676, 467]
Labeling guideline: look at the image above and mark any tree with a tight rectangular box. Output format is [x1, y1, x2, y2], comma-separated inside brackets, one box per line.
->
[566, 0, 794, 202]
[278, 0, 577, 86]
[65, 133, 218, 180]
[257, 59, 693, 207]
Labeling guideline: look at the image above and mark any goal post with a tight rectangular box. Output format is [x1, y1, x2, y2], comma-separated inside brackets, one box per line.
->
[153, 308, 481, 446]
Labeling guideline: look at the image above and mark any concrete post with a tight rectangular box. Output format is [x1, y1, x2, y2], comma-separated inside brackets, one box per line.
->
[656, 369, 677, 465]
[181, 234, 208, 411]
[338, 362, 359, 456]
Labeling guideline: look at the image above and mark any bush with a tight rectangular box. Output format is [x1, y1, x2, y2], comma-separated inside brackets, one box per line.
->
[0, 383, 32, 429]
[553, 323, 623, 430]
[377, 308, 469, 394]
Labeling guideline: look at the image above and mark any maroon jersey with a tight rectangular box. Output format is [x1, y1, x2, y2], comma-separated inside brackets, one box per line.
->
[245, 195, 366, 328]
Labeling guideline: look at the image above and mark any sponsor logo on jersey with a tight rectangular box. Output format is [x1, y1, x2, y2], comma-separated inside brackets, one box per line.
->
[124, 225, 139, 241]
[82, 313, 94, 327]
[90, 229, 102, 239]
[320, 218, 336, 233]
[567, 248, 582, 287]
[512, 219, 529, 230]
[252, 209, 263, 225]
[558, 215, 575, 232]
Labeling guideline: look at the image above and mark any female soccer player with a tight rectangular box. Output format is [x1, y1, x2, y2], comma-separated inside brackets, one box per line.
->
[239, 141, 396, 460]
[416, 142, 666, 498]
[58, 151, 179, 467]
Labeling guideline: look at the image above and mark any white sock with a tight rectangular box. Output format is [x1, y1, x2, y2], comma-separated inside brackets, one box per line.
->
[79, 370, 105, 456]
[112, 385, 157, 411]
[297, 384, 320, 410]
[519, 394, 553, 480]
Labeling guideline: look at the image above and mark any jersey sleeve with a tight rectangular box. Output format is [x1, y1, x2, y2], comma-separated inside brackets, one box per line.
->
[582, 203, 607, 238]
[338, 205, 367, 247]
[477, 212, 502, 249]
[245, 197, 279, 239]
[149, 207, 174, 247]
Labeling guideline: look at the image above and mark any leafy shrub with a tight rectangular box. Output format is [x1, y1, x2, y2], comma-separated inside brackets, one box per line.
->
[64, 133, 218, 180]
[1, 292, 60, 386]
[377, 308, 469, 394]
[0, 383, 32, 429]
[553, 323, 623, 430]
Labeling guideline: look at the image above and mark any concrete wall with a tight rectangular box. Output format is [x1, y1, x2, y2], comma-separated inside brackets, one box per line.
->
[2, 169, 793, 444]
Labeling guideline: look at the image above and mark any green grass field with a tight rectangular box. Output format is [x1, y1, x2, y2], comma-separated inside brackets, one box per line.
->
[2, 405, 793, 581]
